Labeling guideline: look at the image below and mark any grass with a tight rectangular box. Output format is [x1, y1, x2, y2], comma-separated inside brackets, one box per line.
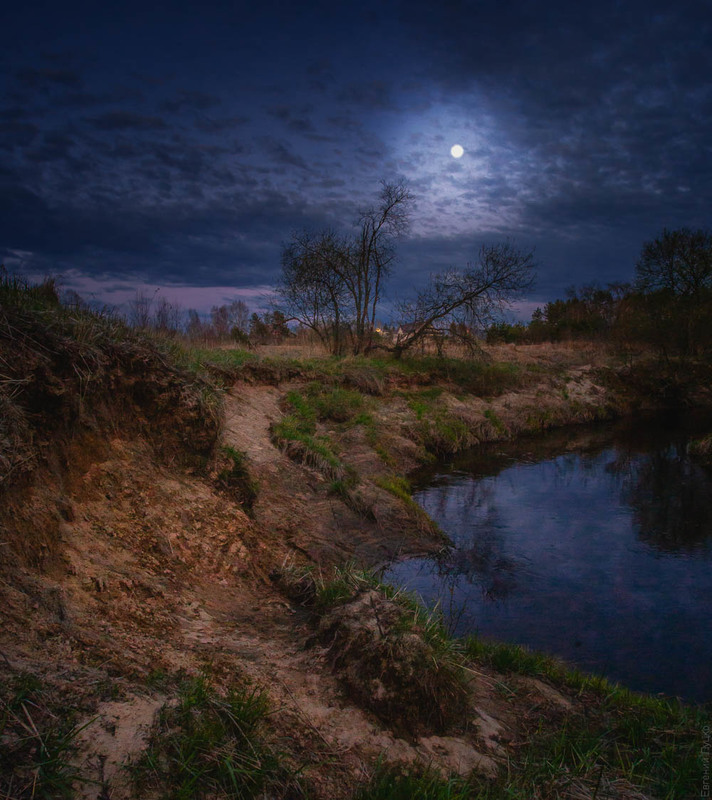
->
[355, 762, 473, 800]
[462, 633, 710, 799]
[306, 565, 471, 733]
[375, 475, 446, 536]
[173, 345, 258, 376]
[270, 386, 359, 480]
[131, 675, 286, 799]
[0, 271, 224, 482]
[483, 407, 507, 436]
[296, 563, 709, 798]
[0, 672, 93, 799]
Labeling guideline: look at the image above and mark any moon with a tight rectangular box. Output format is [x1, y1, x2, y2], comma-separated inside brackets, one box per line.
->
[450, 144, 464, 158]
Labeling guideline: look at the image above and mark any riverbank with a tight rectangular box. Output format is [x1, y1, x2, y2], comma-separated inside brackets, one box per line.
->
[1, 289, 710, 799]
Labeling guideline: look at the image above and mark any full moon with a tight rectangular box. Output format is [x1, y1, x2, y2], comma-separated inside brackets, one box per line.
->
[450, 144, 464, 158]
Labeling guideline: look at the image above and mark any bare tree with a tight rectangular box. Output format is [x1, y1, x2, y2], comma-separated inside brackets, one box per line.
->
[227, 299, 250, 335]
[128, 289, 156, 328]
[392, 241, 536, 358]
[346, 181, 412, 354]
[277, 181, 412, 355]
[278, 229, 352, 354]
[154, 296, 182, 333]
[636, 228, 712, 297]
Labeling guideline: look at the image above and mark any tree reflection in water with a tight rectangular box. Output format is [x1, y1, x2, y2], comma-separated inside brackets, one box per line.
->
[607, 442, 712, 553]
[388, 412, 712, 701]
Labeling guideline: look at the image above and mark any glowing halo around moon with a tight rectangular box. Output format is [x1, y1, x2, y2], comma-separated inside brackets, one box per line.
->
[450, 144, 464, 158]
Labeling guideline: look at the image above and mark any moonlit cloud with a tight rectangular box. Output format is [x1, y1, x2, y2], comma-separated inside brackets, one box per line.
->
[0, 0, 710, 313]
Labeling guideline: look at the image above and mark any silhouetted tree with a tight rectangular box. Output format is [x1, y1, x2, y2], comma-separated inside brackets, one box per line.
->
[392, 241, 536, 358]
[277, 181, 412, 355]
[635, 228, 712, 354]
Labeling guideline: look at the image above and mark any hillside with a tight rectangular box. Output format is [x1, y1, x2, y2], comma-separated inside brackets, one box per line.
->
[1, 280, 708, 800]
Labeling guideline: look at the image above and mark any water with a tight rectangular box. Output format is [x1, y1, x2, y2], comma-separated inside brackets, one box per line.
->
[383, 413, 712, 703]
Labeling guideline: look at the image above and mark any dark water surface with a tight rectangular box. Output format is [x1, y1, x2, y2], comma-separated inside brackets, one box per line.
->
[383, 413, 712, 703]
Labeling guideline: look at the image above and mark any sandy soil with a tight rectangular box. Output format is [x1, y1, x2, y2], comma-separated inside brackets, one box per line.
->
[0, 359, 620, 798]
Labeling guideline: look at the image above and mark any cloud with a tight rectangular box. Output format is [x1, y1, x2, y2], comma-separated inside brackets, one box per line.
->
[87, 111, 168, 131]
[0, 121, 39, 150]
[15, 67, 81, 88]
[261, 137, 311, 170]
[161, 90, 222, 113]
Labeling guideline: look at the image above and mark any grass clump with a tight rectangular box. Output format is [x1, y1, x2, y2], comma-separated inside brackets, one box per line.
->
[306, 383, 365, 422]
[463, 634, 709, 799]
[375, 475, 446, 536]
[132, 675, 285, 800]
[0, 673, 91, 799]
[688, 432, 712, 465]
[483, 407, 507, 436]
[305, 566, 470, 734]
[355, 762, 473, 800]
[217, 445, 258, 510]
[271, 387, 352, 479]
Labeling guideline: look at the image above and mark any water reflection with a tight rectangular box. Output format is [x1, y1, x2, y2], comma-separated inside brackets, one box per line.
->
[613, 445, 712, 553]
[384, 413, 712, 702]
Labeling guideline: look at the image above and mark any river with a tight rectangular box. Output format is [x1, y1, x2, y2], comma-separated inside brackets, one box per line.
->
[383, 412, 712, 703]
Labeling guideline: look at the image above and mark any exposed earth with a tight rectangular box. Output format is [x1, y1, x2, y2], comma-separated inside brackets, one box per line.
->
[1, 321, 707, 799]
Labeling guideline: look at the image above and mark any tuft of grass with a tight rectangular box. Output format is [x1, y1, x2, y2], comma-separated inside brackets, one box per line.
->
[306, 383, 365, 422]
[375, 475, 446, 537]
[375, 475, 412, 503]
[271, 387, 351, 479]
[355, 762, 473, 800]
[0, 674, 93, 799]
[484, 407, 507, 436]
[462, 633, 709, 799]
[688, 432, 712, 465]
[0, 271, 61, 310]
[131, 675, 284, 800]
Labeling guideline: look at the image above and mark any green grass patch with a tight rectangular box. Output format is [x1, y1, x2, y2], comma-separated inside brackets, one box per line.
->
[0, 673, 93, 799]
[173, 345, 258, 375]
[484, 407, 506, 435]
[131, 676, 285, 800]
[355, 762, 473, 800]
[462, 634, 709, 799]
[375, 474, 412, 503]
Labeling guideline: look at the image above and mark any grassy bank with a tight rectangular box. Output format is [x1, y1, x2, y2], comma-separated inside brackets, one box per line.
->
[3, 276, 711, 799]
[280, 564, 710, 800]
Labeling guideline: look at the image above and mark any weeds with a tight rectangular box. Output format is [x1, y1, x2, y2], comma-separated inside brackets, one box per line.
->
[0, 673, 92, 799]
[375, 475, 446, 536]
[131, 675, 285, 799]
[355, 761, 473, 800]
[483, 407, 507, 436]
[271, 387, 350, 479]
[462, 634, 709, 798]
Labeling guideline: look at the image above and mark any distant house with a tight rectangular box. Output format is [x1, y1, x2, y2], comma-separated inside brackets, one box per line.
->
[394, 321, 423, 343]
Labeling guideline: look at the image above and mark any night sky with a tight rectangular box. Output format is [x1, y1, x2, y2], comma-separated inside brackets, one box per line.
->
[2, 0, 711, 318]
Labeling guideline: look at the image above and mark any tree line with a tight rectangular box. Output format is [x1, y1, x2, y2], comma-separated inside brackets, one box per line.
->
[118, 291, 290, 346]
[486, 228, 712, 357]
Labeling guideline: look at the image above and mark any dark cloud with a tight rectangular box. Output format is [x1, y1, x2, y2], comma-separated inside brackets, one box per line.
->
[87, 111, 168, 131]
[161, 90, 222, 113]
[0, 121, 39, 150]
[15, 67, 81, 88]
[194, 116, 250, 133]
[337, 81, 392, 110]
[261, 137, 311, 171]
[0, 0, 709, 310]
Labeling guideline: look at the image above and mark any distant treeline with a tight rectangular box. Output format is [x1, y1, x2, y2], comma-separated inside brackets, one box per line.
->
[487, 228, 712, 357]
[95, 291, 292, 347]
